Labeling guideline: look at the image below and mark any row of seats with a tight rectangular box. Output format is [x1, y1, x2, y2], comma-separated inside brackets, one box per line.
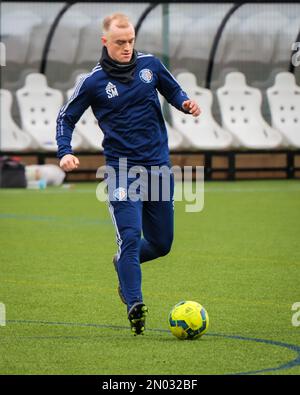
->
[171, 71, 300, 150]
[0, 73, 102, 152]
[0, 71, 299, 153]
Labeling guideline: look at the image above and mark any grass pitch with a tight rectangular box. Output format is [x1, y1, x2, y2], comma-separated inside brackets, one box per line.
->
[0, 180, 300, 375]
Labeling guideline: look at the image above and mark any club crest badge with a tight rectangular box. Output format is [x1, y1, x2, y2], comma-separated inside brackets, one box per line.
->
[139, 69, 153, 84]
[113, 187, 127, 201]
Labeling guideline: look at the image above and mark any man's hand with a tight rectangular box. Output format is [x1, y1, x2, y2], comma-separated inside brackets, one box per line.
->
[182, 100, 201, 117]
[59, 154, 80, 172]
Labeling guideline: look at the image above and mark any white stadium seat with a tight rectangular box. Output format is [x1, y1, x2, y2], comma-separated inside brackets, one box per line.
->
[166, 126, 185, 151]
[16, 73, 82, 151]
[0, 89, 33, 151]
[67, 74, 104, 151]
[217, 72, 283, 149]
[175, 72, 197, 88]
[267, 72, 300, 148]
[170, 72, 233, 150]
[157, 93, 184, 151]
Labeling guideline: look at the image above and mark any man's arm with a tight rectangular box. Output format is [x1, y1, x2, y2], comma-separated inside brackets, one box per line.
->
[56, 76, 92, 171]
[156, 59, 201, 117]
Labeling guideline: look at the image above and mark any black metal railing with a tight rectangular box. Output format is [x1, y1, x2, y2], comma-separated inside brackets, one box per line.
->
[1, 150, 299, 181]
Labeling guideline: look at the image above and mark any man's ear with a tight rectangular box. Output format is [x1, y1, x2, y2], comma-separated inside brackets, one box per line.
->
[101, 36, 107, 46]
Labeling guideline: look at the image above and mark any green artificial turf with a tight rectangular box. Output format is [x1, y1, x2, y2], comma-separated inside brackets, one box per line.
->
[0, 180, 300, 375]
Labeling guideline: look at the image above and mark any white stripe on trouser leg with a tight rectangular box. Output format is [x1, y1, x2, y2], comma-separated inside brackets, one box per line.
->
[108, 202, 123, 261]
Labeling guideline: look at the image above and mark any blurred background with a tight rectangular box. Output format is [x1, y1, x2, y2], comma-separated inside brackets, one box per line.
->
[1, 1, 300, 182]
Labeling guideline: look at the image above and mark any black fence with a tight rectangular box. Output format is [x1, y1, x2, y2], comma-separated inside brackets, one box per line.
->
[1, 149, 299, 181]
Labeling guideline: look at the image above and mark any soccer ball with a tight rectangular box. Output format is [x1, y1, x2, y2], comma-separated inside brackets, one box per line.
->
[168, 300, 209, 340]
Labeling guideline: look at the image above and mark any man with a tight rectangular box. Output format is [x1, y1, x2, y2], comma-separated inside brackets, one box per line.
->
[56, 13, 201, 335]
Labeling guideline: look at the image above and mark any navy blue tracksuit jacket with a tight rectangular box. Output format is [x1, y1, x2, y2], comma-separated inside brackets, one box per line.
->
[56, 52, 189, 164]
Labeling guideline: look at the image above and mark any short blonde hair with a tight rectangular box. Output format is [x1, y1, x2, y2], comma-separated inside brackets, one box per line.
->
[102, 13, 132, 34]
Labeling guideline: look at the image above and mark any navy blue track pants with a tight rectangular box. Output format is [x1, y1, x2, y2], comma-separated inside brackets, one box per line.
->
[107, 167, 174, 311]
